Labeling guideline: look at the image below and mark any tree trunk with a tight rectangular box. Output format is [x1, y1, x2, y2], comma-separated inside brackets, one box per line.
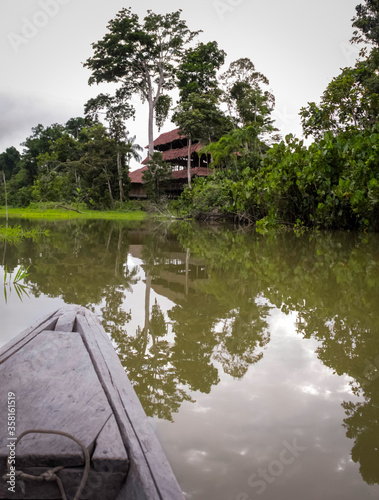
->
[2, 172, 8, 228]
[115, 227, 123, 278]
[117, 150, 123, 203]
[185, 248, 190, 296]
[187, 138, 192, 189]
[142, 273, 152, 357]
[148, 97, 154, 159]
[103, 168, 114, 205]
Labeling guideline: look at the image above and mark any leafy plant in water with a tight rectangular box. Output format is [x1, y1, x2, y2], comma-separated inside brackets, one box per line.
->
[3, 265, 30, 303]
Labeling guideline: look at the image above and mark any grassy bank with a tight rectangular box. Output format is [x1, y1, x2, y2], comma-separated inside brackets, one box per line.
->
[0, 206, 147, 221]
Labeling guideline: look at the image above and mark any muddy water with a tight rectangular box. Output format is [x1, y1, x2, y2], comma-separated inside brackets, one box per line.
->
[1, 218, 379, 499]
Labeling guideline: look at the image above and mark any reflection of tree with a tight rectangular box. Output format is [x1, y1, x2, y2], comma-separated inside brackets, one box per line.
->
[169, 295, 221, 394]
[113, 301, 194, 422]
[138, 225, 273, 396]
[342, 392, 379, 485]
[1, 219, 141, 306]
[172, 222, 379, 486]
[5, 215, 379, 483]
[215, 306, 270, 378]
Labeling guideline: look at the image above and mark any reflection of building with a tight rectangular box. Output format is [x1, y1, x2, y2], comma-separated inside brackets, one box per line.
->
[129, 129, 212, 199]
[128, 233, 208, 303]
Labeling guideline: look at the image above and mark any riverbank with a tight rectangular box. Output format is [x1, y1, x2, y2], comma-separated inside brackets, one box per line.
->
[0, 206, 147, 221]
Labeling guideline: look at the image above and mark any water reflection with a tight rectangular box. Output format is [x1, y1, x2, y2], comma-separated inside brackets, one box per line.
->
[1, 219, 379, 492]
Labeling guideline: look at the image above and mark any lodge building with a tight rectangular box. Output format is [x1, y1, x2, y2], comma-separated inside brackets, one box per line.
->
[129, 128, 212, 198]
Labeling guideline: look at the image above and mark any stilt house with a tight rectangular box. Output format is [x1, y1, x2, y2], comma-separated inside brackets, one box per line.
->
[129, 129, 212, 198]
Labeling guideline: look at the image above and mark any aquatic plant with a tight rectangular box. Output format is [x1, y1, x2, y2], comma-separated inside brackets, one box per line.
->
[3, 265, 30, 302]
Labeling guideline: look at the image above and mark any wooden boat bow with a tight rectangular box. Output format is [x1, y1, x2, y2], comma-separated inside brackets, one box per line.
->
[0, 305, 184, 500]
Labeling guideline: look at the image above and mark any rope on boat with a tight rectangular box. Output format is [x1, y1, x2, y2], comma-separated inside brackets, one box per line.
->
[3, 429, 90, 500]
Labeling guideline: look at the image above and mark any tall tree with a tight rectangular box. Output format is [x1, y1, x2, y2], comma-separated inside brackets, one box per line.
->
[0, 147, 21, 180]
[351, 0, 379, 46]
[176, 41, 226, 101]
[173, 41, 229, 187]
[300, 61, 379, 139]
[301, 2, 379, 139]
[85, 93, 135, 203]
[221, 58, 276, 131]
[21, 123, 65, 182]
[84, 8, 199, 159]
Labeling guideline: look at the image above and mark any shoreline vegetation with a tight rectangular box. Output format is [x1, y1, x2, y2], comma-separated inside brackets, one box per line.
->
[0, 206, 147, 221]
[0, 3, 378, 232]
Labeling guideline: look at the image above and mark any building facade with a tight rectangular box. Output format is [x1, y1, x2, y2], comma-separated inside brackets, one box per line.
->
[129, 129, 212, 198]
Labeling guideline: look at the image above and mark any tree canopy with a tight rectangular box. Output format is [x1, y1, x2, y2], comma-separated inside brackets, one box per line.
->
[84, 8, 200, 158]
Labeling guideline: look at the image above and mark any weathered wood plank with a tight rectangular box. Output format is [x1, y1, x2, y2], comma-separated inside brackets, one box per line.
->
[76, 311, 184, 500]
[0, 310, 59, 365]
[0, 331, 113, 467]
[92, 414, 129, 474]
[54, 305, 80, 332]
[76, 313, 159, 500]
[0, 467, 126, 500]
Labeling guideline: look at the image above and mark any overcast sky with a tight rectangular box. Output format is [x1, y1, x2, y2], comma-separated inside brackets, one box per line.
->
[1, 0, 362, 168]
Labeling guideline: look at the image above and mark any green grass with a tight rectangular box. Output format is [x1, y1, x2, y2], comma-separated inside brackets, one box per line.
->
[0, 206, 147, 221]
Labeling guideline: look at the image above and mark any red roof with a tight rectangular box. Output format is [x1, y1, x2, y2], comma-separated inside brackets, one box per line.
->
[146, 128, 185, 148]
[171, 167, 212, 180]
[142, 142, 203, 165]
[129, 166, 212, 184]
[129, 166, 148, 183]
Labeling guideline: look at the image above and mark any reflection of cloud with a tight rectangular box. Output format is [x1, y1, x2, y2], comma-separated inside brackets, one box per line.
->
[302, 385, 319, 396]
[185, 449, 208, 464]
[191, 405, 212, 414]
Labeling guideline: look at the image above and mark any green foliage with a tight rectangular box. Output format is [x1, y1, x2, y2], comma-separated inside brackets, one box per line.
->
[177, 125, 379, 231]
[0, 147, 21, 181]
[3, 264, 30, 303]
[1, 117, 142, 210]
[0, 225, 47, 243]
[221, 58, 276, 131]
[176, 9, 379, 232]
[201, 125, 265, 169]
[84, 7, 200, 155]
[155, 95, 173, 131]
[351, 0, 379, 46]
[173, 93, 231, 145]
[300, 57, 379, 139]
[172, 39, 230, 188]
[176, 41, 226, 101]
[142, 152, 172, 203]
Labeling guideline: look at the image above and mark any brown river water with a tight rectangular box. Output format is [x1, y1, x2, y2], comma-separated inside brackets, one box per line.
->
[1, 218, 379, 499]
